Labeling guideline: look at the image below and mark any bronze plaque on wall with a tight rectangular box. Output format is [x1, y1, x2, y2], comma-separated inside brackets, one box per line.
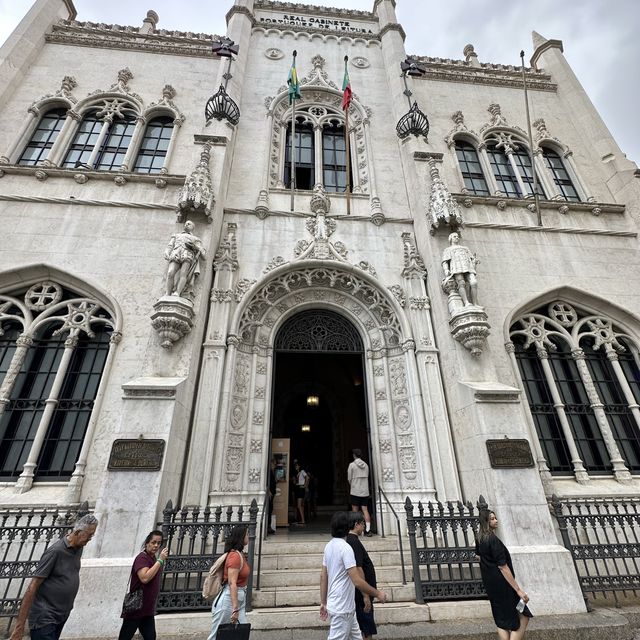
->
[108, 439, 165, 471]
[486, 439, 534, 469]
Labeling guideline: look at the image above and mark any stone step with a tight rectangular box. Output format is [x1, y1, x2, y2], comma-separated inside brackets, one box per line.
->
[258, 565, 409, 588]
[251, 582, 416, 608]
[258, 549, 405, 570]
[259, 535, 402, 555]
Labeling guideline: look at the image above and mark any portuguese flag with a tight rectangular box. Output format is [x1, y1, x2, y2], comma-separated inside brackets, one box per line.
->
[288, 52, 301, 104]
[341, 57, 352, 111]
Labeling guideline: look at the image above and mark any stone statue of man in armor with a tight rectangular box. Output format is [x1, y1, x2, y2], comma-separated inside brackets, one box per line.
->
[441, 231, 478, 306]
[164, 221, 205, 297]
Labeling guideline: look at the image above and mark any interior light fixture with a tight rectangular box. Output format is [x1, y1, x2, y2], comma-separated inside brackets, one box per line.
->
[306, 395, 319, 407]
[301, 424, 311, 432]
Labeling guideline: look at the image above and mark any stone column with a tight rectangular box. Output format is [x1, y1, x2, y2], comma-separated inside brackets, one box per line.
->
[606, 349, 640, 430]
[0, 334, 33, 420]
[572, 348, 631, 482]
[0, 108, 38, 164]
[120, 115, 146, 171]
[478, 144, 500, 196]
[15, 333, 79, 494]
[160, 117, 183, 174]
[506, 148, 528, 197]
[86, 117, 113, 169]
[46, 109, 81, 167]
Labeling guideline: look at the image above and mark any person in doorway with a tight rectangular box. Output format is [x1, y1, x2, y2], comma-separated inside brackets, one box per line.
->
[10, 514, 99, 640]
[293, 461, 309, 526]
[319, 512, 387, 640]
[207, 525, 251, 640]
[347, 449, 373, 536]
[118, 530, 169, 640]
[268, 458, 277, 535]
[346, 512, 378, 640]
[475, 510, 532, 640]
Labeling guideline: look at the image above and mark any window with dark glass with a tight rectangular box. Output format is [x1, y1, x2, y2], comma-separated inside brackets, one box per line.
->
[18, 108, 67, 166]
[542, 148, 580, 202]
[284, 120, 315, 190]
[512, 147, 546, 198]
[547, 338, 611, 473]
[487, 143, 520, 197]
[0, 324, 110, 479]
[513, 336, 573, 473]
[322, 123, 349, 193]
[133, 116, 174, 174]
[583, 340, 640, 472]
[62, 112, 136, 170]
[455, 140, 489, 195]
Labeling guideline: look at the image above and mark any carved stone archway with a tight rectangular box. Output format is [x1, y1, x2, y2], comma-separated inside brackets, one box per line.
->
[208, 260, 436, 508]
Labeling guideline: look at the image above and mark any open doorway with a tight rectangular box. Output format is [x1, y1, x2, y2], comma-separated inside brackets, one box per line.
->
[270, 309, 374, 529]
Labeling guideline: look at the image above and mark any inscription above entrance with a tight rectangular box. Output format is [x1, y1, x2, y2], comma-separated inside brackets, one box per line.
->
[108, 439, 166, 471]
[486, 439, 534, 469]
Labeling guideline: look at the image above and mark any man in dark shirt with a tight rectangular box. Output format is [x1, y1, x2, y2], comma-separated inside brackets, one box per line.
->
[268, 457, 277, 534]
[346, 511, 378, 639]
[10, 514, 99, 640]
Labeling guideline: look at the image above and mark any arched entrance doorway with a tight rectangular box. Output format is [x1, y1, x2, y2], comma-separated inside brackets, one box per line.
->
[271, 309, 373, 524]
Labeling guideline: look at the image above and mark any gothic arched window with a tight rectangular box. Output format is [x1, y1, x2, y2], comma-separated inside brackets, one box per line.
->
[284, 119, 315, 191]
[17, 108, 67, 166]
[62, 110, 136, 171]
[0, 280, 118, 487]
[454, 140, 489, 195]
[512, 147, 546, 198]
[509, 302, 640, 481]
[133, 115, 174, 174]
[322, 122, 349, 193]
[542, 148, 580, 202]
[487, 143, 520, 197]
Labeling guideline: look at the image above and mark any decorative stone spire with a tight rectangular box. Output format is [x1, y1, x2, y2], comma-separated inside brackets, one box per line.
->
[214, 223, 239, 272]
[427, 159, 463, 234]
[310, 183, 331, 215]
[463, 44, 480, 68]
[401, 232, 427, 279]
[177, 143, 214, 223]
[140, 10, 159, 34]
[532, 31, 548, 49]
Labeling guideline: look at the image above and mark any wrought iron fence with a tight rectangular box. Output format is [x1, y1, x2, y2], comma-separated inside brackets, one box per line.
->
[0, 502, 90, 636]
[158, 499, 258, 613]
[550, 494, 640, 605]
[405, 496, 487, 604]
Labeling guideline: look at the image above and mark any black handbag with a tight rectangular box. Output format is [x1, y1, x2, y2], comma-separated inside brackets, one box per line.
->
[217, 622, 251, 640]
[121, 569, 143, 615]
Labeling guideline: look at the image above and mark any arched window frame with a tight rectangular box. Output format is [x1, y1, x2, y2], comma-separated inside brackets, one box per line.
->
[277, 102, 359, 193]
[508, 300, 640, 485]
[538, 141, 588, 202]
[132, 113, 176, 174]
[0, 275, 122, 495]
[452, 136, 490, 196]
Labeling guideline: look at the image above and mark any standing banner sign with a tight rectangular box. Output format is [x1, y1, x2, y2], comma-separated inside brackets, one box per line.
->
[271, 438, 290, 527]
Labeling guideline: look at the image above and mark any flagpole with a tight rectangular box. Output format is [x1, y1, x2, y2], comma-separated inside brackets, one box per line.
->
[520, 50, 542, 227]
[290, 50, 297, 212]
[344, 55, 351, 215]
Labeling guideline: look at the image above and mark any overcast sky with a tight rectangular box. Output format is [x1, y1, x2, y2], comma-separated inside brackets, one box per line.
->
[1, 0, 638, 163]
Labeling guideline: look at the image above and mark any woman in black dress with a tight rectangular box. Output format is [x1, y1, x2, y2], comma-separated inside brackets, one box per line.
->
[475, 510, 532, 639]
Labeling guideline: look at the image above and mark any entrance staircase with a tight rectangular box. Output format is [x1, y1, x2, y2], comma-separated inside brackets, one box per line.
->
[248, 532, 429, 630]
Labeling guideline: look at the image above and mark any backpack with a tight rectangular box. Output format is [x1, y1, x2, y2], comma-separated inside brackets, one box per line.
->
[202, 550, 244, 601]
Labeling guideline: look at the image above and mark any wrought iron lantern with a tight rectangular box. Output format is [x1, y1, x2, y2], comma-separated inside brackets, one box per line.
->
[205, 85, 240, 126]
[396, 101, 430, 140]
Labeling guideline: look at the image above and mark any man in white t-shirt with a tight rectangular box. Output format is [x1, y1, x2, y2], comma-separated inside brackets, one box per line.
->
[320, 512, 387, 639]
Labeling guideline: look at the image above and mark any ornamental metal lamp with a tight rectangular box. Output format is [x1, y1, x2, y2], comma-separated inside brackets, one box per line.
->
[205, 37, 240, 126]
[396, 57, 430, 141]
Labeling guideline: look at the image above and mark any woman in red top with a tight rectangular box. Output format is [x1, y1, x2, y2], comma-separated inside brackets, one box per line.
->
[207, 525, 251, 640]
[119, 530, 169, 640]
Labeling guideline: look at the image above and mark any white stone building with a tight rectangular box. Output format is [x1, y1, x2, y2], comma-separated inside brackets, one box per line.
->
[1, 0, 639, 635]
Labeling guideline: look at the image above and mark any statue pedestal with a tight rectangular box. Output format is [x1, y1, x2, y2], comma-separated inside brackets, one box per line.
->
[151, 295, 194, 348]
[449, 305, 491, 357]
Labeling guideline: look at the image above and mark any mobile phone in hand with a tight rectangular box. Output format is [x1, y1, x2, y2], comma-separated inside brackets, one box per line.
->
[516, 598, 526, 613]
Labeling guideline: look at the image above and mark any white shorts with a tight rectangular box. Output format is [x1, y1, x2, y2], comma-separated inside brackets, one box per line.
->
[328, 610, 361, 640]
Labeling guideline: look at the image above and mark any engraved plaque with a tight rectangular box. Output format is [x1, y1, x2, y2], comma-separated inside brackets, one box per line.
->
[108, 439, 165, 471]
[486, 439, 534, 469]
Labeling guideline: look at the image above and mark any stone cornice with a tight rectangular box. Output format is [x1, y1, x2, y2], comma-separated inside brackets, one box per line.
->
[378, 22, 405, 41]
[255, 1, 376, 21]
[0, 193, 176, 210]
[0, 164, 184, 188]
[411, 55, 556, 92]
[45, 20, 223, 58]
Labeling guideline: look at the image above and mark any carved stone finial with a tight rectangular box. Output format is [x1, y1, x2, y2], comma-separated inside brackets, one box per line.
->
[60, 76, 77, 95]
[214, 223, 239, 272]
[463, 44, 480, 67]
[487, 103, 506, 127]
[141, 10, 159, 34]
[451, 111, 465, 130]
[311, 54, 326, 70]
[310, 183, 331, 215]
[427, 159, 463, 233]
[533, 117, 549, 142]
[117, 68, 134, 90]
[401, 232, 427, 279]
[177, 143, 214, 223]
[162, 84, 176, 101]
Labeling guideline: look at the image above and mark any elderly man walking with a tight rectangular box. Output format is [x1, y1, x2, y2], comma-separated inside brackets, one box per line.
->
[10, 514, 99, 640]
[320, 511, 387, 640]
